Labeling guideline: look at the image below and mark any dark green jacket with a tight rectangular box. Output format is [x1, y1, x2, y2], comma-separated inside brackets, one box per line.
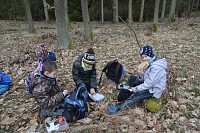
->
[72, 54, 97, 89]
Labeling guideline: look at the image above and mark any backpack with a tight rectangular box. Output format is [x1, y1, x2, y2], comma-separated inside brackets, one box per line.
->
[0, 73, 12, 95]
[98, 59, 125, 86]
[0, 72, 12, 86]
[64, 84, 89, 122]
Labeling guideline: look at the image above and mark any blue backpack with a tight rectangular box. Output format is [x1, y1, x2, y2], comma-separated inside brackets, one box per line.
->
[64, 84, 89, 122]
[0, 72, 12, 95]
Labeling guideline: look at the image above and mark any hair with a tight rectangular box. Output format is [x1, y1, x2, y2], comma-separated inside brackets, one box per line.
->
[42, 61, 57, 73]
[87, 47, 94, 52]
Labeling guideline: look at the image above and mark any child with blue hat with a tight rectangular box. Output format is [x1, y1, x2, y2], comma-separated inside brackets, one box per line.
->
[107, 45, 168, 114]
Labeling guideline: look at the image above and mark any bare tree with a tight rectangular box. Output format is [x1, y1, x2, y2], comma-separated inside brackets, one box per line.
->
[128, 0, 133, 24]
[139, 0, 145, 22]
[160, 0, 166, 20]
[153, 0, 160, 32]
[113, 0, 119, 23]
[101, 0, 104, 23]
[81, 0, 92, 40]
[43, 0, 49, 21]
[54, 0, 69, 48]
[197, 0, 199, 9]
[169, 0, 177, 21]
[23, 0, 35, 33]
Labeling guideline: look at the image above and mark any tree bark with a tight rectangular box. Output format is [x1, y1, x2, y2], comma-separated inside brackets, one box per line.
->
[54, 0, 69, 48]
[153, 0, 160, 32]
[197, 0, 199, 9]
[43, 0, 49, 21]
[113, 0, 119, 23]
[169, 0, 177, 21]
[128, 0, 133, 24]
[23, 0, 35, 33]
[81, 0, 92, 40]
[160, 0, 166, 20]
[139, 0, 145, 22]
[101, 0, 104, 23]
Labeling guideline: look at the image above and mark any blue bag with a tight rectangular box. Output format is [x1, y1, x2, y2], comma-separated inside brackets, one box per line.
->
[0, 73, 12, 95]
[0, 72, 12, 86]
[64, 84, 89, 122]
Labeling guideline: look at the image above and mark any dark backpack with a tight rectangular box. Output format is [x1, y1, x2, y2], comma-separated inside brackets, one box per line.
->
[64, 84, 89, 122]
[98, 59, 125, 86]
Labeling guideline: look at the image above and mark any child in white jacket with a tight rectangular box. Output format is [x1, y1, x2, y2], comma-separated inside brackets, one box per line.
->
[107, 45, 168, 114]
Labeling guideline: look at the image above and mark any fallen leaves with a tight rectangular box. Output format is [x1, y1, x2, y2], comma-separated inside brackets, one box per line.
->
[0, 18, 200, 132]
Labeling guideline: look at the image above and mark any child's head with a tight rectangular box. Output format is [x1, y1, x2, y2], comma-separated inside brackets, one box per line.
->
[82, 48, 95, 70]
[140, 45, 154, 62]
[36, 43, 48, 61]
[42, 61, 57, 78]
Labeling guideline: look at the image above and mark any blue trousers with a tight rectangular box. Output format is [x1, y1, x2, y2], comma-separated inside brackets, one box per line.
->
[118, 89, 153, 109]
[107, 89, 153, 114]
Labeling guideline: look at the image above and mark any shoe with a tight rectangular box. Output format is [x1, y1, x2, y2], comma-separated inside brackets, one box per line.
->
[106, 105, 119, 115]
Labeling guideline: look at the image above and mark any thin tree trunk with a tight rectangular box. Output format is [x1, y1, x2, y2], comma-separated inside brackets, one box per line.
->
[23, 0, 35, 33]
[54, 0, 69, 48]
[191, 0, 195, 12]
[113, 0, 119, 23]
[81, 0, 92, 40]
[128, 0, 133, 24]
[13, 0, 16, 20]
[153, 0, 160, 32]
[169, 0, 177, 21]
[101, 0, 104, 23]
[161, 0, 166, 20]
[43, 0, 49, 21]
[197, 0, 199, 9]
[139, 0, 145, 22]
[188, 0, 191, 13]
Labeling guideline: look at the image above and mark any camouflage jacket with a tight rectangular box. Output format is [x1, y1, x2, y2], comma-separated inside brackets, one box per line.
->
[72, 54, 97, 89]
[29, 74, 64, 112]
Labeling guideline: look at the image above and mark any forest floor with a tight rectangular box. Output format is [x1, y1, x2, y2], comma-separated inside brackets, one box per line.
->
[0, 18, 200, 133]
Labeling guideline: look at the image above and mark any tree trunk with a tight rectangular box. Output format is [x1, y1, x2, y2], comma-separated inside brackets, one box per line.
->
[54, 0, 69, 48]
[101, 0, 104, 23]
[197, 0, 199, 9]
[43, 0, 49, 21]
[128, 0, 133, 24]
[81, 0, 92, 40]
[23, 0, 35, 33]
[160, 0, 166, 20]
[153, 0, 160, 32]
[169, 0, 177, 21]
[113, 0, 119, 23]
[139, 0, 145, 22]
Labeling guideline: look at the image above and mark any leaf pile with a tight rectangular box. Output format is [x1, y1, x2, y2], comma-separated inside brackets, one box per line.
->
[0, 18, 200, 133]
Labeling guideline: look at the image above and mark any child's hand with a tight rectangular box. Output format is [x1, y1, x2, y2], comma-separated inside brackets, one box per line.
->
[136, 68, 144, 75]
[131, 87, 137, 93]
[90, 88, 96, 95]
[62, 90, 68, 96]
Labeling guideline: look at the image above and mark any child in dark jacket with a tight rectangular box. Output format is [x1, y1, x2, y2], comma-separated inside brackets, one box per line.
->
[25, 43, 56, 94]
[72, 48, 97, 95]
[29, 61, 68, 119]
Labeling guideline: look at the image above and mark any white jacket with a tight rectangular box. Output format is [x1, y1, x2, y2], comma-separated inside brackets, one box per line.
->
[136, 58, 167, 98]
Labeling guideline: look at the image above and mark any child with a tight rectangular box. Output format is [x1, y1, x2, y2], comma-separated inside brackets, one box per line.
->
[29, 61, 68, 119]
[72, 48, 97, 95]
[25, 43, 56, 94]
[107, 45, 168, 114]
